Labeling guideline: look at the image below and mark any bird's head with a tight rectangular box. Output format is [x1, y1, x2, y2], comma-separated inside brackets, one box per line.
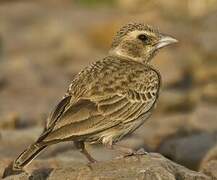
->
[109, 22, 178, 63]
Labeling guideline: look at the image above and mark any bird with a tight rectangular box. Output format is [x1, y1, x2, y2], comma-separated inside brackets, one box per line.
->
[3, 22, 177, 178]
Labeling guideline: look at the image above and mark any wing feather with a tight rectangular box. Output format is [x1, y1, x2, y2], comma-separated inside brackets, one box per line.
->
[41, 66, 160, 144]
[45, 96, 71, 130]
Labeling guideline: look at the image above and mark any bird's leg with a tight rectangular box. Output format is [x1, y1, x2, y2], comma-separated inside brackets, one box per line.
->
[74, 141, 97, 163]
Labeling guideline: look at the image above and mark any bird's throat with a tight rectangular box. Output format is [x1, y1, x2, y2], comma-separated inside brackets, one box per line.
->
[109, 48, 153, 64]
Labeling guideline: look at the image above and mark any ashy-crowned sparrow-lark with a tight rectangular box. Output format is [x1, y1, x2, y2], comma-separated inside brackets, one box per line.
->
[3, 22, 177, 178]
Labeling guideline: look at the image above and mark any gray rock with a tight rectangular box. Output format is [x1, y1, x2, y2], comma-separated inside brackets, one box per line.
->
[158, 132, 217, 170]
[189, 104, 217, 132]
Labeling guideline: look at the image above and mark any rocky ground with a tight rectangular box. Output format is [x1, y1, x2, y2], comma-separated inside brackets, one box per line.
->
[0, 0, 217, 179]
[2, 154, 212, 180]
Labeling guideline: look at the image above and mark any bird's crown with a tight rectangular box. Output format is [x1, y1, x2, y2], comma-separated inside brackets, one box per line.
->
[111, 22, 159, 48]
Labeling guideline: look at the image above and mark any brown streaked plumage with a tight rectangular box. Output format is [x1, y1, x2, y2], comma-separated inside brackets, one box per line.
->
[3, 22, 178, 178]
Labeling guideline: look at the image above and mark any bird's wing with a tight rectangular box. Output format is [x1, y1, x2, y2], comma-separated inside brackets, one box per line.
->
[40, 67, 160, 143]
[45, 96, 71, 130]
[97, 83, 159, 124]
[37, 96, 71, 142]
[42, 98, 122, 142]
[93, 66, 160, 124]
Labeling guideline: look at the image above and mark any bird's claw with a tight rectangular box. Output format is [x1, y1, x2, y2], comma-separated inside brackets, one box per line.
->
[115, 148, 148, 159]
[86, 159, 98, 170]
[134, 148, 148, 155]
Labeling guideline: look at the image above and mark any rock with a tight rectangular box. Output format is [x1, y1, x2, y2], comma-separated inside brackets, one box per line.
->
[157, 89, 199, 113]
[111, 114, 193, 153]
[189, 104, 217, 132]
[0, 159, 11, 179]
[200, 161, 217, 179]
[200, 144, 217, 179]
[143, 105, 217, 175]
[0, 76, 7, 91]
[158, 132, 217, 170]
[1, 158, 55, 179]
[0, 113, 19, 130]
[1, 153, 210, 180]
[4, 173, 29, 180]
[201, 82, 217, 103]
[193, 65, 217, 87]
[200, 144, 217, 167]
[133, 114, 191, 150]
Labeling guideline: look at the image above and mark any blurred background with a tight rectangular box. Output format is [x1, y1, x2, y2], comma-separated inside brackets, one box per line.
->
[0, 0, 216, 176]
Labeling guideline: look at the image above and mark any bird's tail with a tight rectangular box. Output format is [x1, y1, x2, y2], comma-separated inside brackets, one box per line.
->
[14, 142, 47, 169]
[2, 142, 47, 178]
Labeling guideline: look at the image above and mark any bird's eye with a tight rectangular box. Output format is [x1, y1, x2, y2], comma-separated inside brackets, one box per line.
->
[138, 34, 148, 42]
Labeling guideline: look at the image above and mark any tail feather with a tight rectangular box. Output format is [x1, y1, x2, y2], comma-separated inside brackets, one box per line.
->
[14, 143, 47, 169]
[2, 143, 46, 178]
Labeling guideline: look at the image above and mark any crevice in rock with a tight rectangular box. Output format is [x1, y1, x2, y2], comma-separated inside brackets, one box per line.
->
[29, 168, 53, 180]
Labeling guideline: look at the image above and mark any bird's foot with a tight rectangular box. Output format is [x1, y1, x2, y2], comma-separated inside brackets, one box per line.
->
[86, 159, 98, 170]
[87, 157, 98, 164]
[115, 148, 149, 159]
[133, 148, 149, 155]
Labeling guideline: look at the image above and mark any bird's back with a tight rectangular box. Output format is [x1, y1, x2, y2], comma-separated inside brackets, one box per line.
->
[67, 56, 161, 100]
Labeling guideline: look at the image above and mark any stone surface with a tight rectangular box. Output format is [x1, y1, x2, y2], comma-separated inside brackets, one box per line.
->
[200, 145, 217, 179]
[157, 89, 199, 113]
[1, 154, 211, 180]
[133, 114, 191, 150]
[189, 104, 217, 132]
[200, 161, 217, 179]
[158, 132, 217, 170]
[200, 144, 217, 167]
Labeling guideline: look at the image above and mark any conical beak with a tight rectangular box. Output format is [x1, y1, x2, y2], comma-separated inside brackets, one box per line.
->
[156, 35, 178, 49]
